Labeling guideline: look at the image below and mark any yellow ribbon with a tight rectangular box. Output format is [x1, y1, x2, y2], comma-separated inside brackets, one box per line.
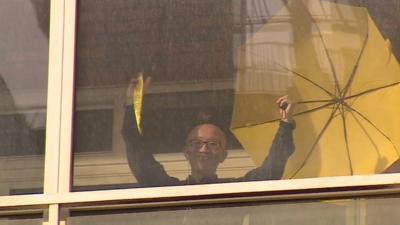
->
[133, 74, 144, 135]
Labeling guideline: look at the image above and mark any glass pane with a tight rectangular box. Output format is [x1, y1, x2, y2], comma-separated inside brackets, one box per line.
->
[72, 0, 400, 190]
[0, 0, 49, 195]
[66, 196, 400, 225]
[0, 214, 43, 225]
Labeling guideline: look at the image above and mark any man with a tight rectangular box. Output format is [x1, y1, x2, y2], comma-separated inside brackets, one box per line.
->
[122, 77, 295, 186]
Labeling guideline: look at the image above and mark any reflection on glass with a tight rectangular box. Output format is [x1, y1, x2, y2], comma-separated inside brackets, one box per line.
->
[72, 0, 400, 190]
[0, 0, 48, 195]
[67, 197, 400, 225]
[235, 0, 400, 180]
[232, 0, 400, 179]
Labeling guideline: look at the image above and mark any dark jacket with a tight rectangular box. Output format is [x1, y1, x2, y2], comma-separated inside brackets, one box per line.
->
[122, 106, 295, 187]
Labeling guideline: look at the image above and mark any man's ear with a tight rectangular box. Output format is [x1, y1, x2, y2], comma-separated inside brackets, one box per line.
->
[183, 148, 190, 159]
[219, 150, 228, 163]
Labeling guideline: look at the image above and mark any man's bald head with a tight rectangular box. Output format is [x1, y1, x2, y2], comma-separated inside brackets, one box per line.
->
[183, 123, 227, 180]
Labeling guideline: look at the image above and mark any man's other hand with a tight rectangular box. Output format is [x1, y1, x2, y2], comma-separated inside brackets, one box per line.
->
[276, 95, 294, 123]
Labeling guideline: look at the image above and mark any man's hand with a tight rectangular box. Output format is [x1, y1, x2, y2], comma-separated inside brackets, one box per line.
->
[126, 73, 152, 100]
[276, 95, 294, 123]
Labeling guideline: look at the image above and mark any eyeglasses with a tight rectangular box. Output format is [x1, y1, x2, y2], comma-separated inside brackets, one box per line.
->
[187, 140, 220, 151]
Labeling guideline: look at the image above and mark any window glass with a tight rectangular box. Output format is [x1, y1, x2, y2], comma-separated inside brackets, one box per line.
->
[0, 214, 43, 225]
[72, 0, 400, 190]
[0, 0, 49, 195]
[66, 196, 400, 225]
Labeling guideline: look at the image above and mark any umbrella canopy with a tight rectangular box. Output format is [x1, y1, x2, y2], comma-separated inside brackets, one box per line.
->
[230, 0, 400, 179]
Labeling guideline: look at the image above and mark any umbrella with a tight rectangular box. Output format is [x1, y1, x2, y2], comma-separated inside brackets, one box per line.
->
[230, 0, 400, 179]
[132, 73, 144, 135]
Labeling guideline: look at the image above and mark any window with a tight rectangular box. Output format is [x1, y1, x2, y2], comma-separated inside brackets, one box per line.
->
[66, 195, 400, 225]
[0, 0, 49, 196]
[72, 0, 400, 190]
[0, 213, 43, 225]
[72, 0, 246, 190]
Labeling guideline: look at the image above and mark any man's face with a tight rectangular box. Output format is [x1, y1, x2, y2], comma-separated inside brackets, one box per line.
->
[184, 124, 227, 177]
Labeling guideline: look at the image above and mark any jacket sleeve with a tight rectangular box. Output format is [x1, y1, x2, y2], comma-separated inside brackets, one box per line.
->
[242, 121, 295, 181]
[121, 106, 179, 186]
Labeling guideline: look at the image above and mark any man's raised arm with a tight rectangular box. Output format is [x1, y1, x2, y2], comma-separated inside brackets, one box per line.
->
[121, 75, 179, 187]
[242, 95, 295, 181]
